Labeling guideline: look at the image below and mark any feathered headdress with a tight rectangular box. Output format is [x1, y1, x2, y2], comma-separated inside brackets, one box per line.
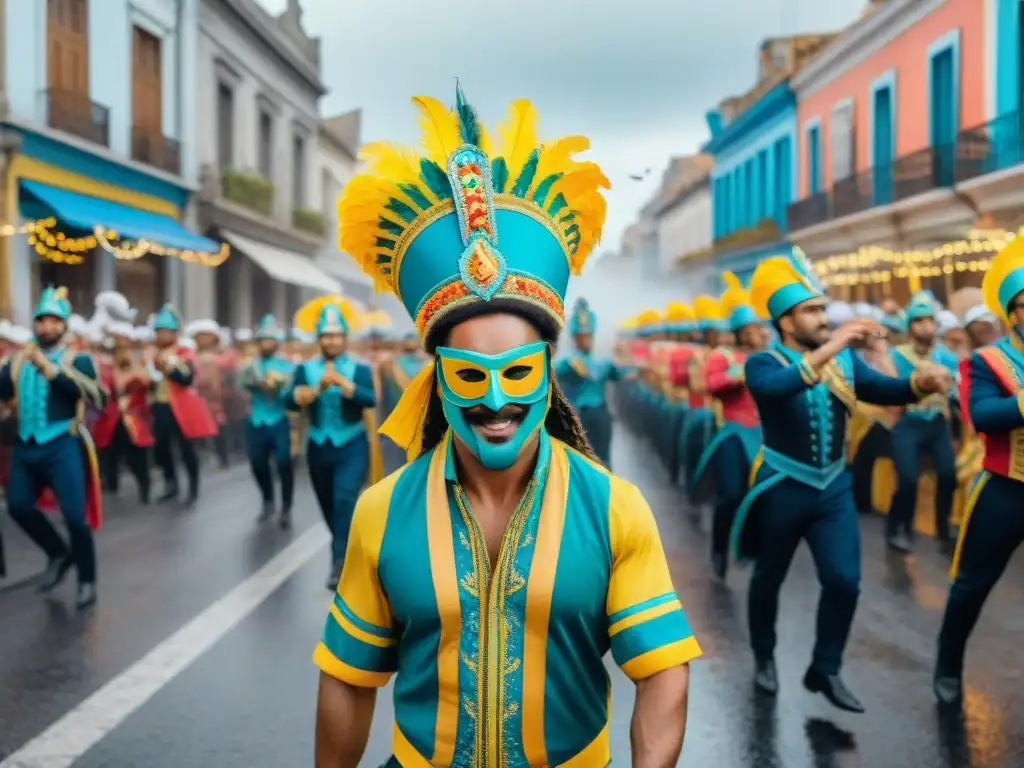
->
[664, 301, 696, 333]
[568, 297, 596, 334]
[983, 236, 1024, 322]
[718, 271, 759, 331]
[337, 84, 610, 348]
[692, 294, 727, 332]
[749, 254, 825, 321]
[34, 285, 72, 321]
[293, 295, 363, 337]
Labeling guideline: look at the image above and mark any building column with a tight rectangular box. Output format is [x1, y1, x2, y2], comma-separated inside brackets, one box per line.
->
[272, 280, 287, 321]
[232, 257, 253, 329]
[95, 249, 116, 295]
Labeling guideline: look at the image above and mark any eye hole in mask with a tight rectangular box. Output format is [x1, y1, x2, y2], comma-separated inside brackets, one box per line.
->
[456, 368, 487, 383]
[503, 365, 533, 381]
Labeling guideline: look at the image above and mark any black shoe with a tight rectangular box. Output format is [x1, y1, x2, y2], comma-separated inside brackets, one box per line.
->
[278, 507, 292, 531]
[754, 659, 778, 695]
[38, 555, 73, 593]
[325, 562, 342, 591]
[712, 551, 728, 581]
[258, 502, 274, 523]
[887, 532, 913, 554]
[802, 667, 865, 713]
[76, 582, 97, 610]
[933, 673, 963, 707]
[157, 487, 179, 503]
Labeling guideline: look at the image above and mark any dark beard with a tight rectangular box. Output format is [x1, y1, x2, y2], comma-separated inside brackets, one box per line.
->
[793, 329, 823, 350]
[35, 333, 62, 350]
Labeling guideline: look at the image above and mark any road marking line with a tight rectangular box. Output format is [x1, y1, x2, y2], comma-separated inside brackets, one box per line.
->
[1, 526, 329, 768]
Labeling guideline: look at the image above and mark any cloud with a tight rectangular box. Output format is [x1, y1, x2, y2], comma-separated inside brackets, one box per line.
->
[257, 0, 866, 248]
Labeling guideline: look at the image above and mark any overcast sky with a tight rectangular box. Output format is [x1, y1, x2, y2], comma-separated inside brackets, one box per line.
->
[258, 0, 866, 254]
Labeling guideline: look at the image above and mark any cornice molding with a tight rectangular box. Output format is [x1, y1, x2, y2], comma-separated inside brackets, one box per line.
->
[792, 0, 947, 98]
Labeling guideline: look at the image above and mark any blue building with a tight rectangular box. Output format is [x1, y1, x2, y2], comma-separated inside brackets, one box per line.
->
[703, 80, 797, 286]
[0, 0, 217, 323]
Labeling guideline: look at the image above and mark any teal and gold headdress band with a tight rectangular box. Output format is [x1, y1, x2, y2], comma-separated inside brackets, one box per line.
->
[338, 84, 610, 346]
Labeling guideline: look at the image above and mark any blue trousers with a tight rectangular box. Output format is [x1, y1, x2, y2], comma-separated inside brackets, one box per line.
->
[578, 403, 613, 468]
[936, 473, 1024, 676]
[889, 416, 956, 540]
[711, 433, 750, 562]
[747, 469, 861, 675]
[246, 419, 294, 508]
[307, 434, 369, 565]
[7, 433, 96, 583]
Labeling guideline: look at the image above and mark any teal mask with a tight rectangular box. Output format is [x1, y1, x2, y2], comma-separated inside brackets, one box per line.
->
[436, 341, 550, 470]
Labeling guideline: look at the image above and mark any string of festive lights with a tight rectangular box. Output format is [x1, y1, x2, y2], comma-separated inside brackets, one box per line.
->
[0, 217, 230, 267]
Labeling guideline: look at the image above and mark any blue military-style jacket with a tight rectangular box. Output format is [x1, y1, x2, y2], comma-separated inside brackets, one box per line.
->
[238, 354, 296, 427]
[745, 343, 919, 490]
[890, 343, 958, 421]
[0, 347, 105, 443]
[287, 354, 376, 447]
[554, 353, 623, 409]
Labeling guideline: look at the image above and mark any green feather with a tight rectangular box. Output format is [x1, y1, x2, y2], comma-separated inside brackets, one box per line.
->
[419, 158, 453, 200]
[375, 236, 397, 249]
[547, 192, 568, 216]
[398, 183, 432, 211]
[375, 254, 391, 264]
[385, 198, 418, 223]
[510, 149, 539, 198]
[454, 80, 482, 146]
[564, 223, 580, 239]
[378, 217, 403, 235]
[531, 173, 562, 208]
[491, 158, 509, 193]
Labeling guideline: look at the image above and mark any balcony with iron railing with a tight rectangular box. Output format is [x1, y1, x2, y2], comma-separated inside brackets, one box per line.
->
[785, 113, 1024, 232]
[41, 88, 110, 147]
[131, 127, 182, 176]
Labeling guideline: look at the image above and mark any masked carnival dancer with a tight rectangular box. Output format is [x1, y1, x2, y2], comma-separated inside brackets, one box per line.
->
[554, 298, 627, 468]
[0, 287, 105, 608]
[730, 254, 950, 713]
[92, 320, 154, 504]
[886, 292, 960, 554]
[693, 273, 766, 580]
[313, 88, 701, 767]
[288, 297, 378, 588]
[238, 314, 296, 528]
[934, 244, 1024, 706]
[149, 304, 218, 504]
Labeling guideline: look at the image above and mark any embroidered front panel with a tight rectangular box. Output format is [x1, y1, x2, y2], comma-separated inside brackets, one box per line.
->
[449, 471, 544, 768]
[448, 146, 508, 301]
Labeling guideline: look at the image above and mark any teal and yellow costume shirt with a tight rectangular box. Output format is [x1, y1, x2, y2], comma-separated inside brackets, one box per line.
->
[314, 429, 701, 767]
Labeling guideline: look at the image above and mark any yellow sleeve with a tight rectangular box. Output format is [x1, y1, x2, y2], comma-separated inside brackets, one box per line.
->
[605, 476, 702, 680]
[313, 476, 400, 688]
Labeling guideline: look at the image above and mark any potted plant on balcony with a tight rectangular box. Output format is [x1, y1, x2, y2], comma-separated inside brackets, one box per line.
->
[223, 169, 274, 217]
[292, 208, 326, 236]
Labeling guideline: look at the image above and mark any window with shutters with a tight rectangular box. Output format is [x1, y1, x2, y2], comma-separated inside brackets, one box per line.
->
[830, 100, 856, 184]
[47, 0, 89, 94]
[258, 111, 274, 180]
[131, 27, 162, 132]
[292, 134, 306, 207]
[217, 83, 234, 171]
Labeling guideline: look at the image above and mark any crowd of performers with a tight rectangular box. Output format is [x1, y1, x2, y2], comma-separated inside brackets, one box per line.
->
[612, 245, 1024, 711]
[0, 287, 431, 606]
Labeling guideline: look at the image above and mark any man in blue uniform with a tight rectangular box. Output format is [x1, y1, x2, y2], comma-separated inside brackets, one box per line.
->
[733, 253, 950, 713]
[554, 297, 626, 467]
[238, 314, 296, 529]
[886, 291, 960, 553]
[288, 301, 376, 589]
[934, 240, 1024, 706]
[0, 286, 105, 608]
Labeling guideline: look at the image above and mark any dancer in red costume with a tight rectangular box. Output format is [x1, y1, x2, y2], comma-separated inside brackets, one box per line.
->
[149, 304, 217, 505]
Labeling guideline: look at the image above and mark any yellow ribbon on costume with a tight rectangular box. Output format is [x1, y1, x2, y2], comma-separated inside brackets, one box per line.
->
[378, 360, 436, 461]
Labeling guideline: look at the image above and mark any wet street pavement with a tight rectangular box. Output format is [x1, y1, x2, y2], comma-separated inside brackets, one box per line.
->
[2, 428, 1024, 767]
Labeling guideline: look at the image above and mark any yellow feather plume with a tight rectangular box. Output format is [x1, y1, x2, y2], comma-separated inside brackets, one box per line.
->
[412, 96, 463, 166]
[718, 271, 751, 319]
[692, 295, 722, 321]
[530, 136, 591, 195]
[496, 99, 539, 186]
[636, 309, 663, 328]
[53, 286, 68, 301]
[983, 236, 1024, 321]
[293, 295, 363, 336]
[748, 257, 803, 319]
[359, 142, 438, 204]
[665, 301, 695, 322]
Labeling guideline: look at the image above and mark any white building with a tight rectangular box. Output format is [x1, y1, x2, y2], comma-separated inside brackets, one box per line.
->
[192, 0, 342, 328]
[0, 0, 213, 323]
[651, 156, 716, 297]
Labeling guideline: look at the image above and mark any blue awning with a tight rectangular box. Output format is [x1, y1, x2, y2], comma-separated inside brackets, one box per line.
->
[20, 180, 220, 253]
